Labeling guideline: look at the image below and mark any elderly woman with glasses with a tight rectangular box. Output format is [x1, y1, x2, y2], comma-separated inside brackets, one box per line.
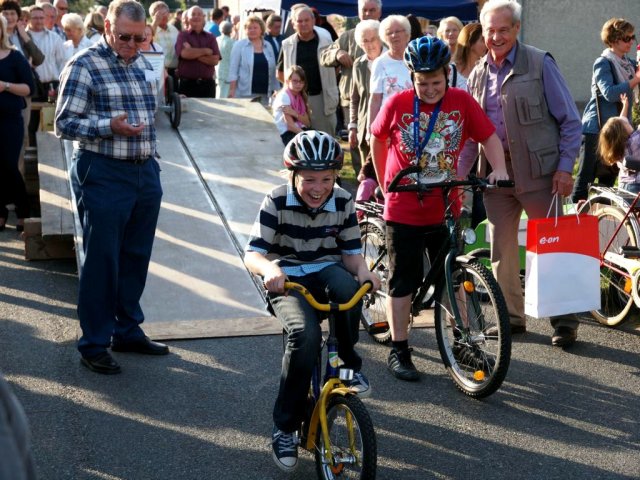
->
[573, 18, 640, 201]
[368, 15, 412, 129]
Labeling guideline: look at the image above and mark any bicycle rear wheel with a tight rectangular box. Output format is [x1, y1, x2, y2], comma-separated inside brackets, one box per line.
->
[584, 203, 637, 326]
[434, 260, 511, 398]
[315, 395, 377, 480]
[360, 221, 391, 344]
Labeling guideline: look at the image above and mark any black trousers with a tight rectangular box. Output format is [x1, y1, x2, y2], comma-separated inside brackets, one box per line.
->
[178, 78, 215, 98]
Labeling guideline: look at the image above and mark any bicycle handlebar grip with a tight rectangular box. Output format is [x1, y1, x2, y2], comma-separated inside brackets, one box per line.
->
[496, 180, 515, 188]
[387, 165, 422, 192]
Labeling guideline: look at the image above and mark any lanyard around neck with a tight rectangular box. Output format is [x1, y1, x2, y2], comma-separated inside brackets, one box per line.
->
[413, 95, 442, 163]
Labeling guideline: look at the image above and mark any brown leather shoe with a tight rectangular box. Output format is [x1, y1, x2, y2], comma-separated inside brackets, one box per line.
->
[485, 324, 526, 337]
[551, 327, 577, 347]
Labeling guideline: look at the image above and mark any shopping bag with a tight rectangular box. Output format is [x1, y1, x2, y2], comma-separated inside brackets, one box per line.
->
[524, 214, 600, 318]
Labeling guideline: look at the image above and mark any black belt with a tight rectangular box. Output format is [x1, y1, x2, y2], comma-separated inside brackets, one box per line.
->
[121, 156, 151, 165]
[180, 78, 214, 84]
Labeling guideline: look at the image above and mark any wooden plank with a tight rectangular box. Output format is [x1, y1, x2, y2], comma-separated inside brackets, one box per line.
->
[23, 218, 74, 260]
[36, 131, 74, 238]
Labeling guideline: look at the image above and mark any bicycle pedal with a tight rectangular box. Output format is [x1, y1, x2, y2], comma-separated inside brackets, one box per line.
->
[619, 246, 640, 258]
[367, 321, 389, 334]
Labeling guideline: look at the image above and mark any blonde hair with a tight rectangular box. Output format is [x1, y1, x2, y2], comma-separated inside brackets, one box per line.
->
[0, 16, 13, 50]
[598, 117, 630, 166]
[453, 23, 484, 71]
[437, 16, 463, 39]
[243, 14, 265, 36]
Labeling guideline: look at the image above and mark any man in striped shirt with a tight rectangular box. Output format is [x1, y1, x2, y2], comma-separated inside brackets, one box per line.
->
[55, 0, 167, 375]
[244, 131, 380, 472]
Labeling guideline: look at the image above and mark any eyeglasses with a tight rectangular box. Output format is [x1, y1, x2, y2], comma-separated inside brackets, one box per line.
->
[622, 34, 636, 43]
[58, 7, 68, 11]
[116, 32, 147, 43]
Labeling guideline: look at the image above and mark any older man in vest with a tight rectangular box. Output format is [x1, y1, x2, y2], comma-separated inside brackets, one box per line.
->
[276, 6, 338, 136]
[458, 0, 583, 347]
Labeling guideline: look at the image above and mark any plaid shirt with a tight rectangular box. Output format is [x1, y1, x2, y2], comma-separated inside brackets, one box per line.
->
[55, 38, 157, 161]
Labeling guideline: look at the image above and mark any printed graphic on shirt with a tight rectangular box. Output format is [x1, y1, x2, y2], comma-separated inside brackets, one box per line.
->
[382, 67, 413, 99]
[398, 109, 463, 183]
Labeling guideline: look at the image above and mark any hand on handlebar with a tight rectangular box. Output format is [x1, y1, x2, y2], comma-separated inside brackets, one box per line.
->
[359, 270, 381, 294]
[263, 265, 288, 294]
[487, 167, 510, 185]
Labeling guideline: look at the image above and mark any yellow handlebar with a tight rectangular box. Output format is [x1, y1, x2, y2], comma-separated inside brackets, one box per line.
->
[283, 281, 373, 312]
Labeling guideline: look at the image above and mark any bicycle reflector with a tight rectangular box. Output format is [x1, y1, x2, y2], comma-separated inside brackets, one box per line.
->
[463, 228, 477, 245]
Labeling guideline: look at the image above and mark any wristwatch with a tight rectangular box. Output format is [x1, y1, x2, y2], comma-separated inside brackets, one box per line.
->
[4, 82, 10, 91]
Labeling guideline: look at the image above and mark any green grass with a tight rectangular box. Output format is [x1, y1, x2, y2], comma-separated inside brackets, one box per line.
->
[339, 140, 358, 194]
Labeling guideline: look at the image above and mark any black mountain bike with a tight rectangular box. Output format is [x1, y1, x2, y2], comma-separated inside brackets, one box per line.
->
[359, 167, 512, 398]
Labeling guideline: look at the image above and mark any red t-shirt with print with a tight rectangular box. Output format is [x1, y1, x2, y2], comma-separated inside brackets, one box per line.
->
[371, 87, 495, 226]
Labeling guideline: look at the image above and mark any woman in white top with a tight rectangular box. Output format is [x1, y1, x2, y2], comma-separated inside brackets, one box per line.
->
[227, 15, 277, 105]
[84, 12, 103, 44]
[452, 23, 487, 90]
[138, 24, 162, 53]
[61, 13, 92, 62]
[368, 15, 412, 129]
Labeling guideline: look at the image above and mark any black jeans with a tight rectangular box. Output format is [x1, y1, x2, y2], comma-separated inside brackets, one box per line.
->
[178, 78, 215, 98]
[270, 264, 362, 432]
[572, 133, 617, 202]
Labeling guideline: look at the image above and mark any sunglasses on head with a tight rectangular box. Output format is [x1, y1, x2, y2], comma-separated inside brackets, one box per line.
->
[116, 32, 147, 43]
[622, 34, 636, 42]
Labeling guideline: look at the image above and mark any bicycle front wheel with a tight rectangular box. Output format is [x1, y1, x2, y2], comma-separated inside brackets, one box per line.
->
[434, 260, 511, 398]
[360, 221, 391, 344]
[587, 204, 636, 326]
[315, 395, 377, 480]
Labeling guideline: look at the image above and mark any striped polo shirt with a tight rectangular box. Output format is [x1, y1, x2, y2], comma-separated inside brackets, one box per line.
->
[245, 183, 362, 278]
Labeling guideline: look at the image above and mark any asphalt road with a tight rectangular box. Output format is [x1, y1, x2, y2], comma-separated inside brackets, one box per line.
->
[1, 229, 639, 480]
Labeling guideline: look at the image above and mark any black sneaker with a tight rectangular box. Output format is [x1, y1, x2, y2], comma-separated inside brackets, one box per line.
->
[387, 348, 419, 381]
[452, 342, 495, 373]
[272, 426, 298, 472]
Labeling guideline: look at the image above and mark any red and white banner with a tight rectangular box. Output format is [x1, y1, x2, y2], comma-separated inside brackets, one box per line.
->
[525, 214, 600, 318]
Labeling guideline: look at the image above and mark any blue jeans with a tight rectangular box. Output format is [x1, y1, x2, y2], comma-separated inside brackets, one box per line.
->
[71, 150, 163, 357]
[270, 264, 362, 432]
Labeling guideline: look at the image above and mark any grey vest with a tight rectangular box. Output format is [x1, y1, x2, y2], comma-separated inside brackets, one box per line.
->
[468, 42, 560, 194]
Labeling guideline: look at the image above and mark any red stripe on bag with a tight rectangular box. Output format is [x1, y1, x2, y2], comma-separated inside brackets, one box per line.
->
[526, 215, 599, 258]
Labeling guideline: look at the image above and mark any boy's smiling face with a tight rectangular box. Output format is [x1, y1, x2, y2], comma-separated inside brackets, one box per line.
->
[295, 169, 336, 209]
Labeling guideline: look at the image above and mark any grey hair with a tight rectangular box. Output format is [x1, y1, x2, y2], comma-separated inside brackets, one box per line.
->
[107, 0, 146, 24]
[220, 20, 233, 35]
[292, 6, 313, 22]
[379, 15, 410, 40]
[149, 1, 169, 17]
[355, 19, 380, 46]
[479, 0, 522, 26]
[61, 12, 85, 32]
[358, 0, 382, 12]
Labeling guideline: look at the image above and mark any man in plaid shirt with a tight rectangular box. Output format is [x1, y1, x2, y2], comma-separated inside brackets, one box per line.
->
[55, 0, 168, 375]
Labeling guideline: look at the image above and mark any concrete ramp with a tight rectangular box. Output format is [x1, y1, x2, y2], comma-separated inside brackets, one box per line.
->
[141, 105, 283, 340]
[177, 98, 285, 249]
[64, 101, 285, 340]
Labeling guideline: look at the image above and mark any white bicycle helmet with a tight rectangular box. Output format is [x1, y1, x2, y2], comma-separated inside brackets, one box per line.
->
[283, 130, 343, 171]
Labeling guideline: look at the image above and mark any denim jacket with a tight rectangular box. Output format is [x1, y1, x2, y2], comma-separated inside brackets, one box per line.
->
[582, 55, 636, 134]
[227, 38, 277, 97]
